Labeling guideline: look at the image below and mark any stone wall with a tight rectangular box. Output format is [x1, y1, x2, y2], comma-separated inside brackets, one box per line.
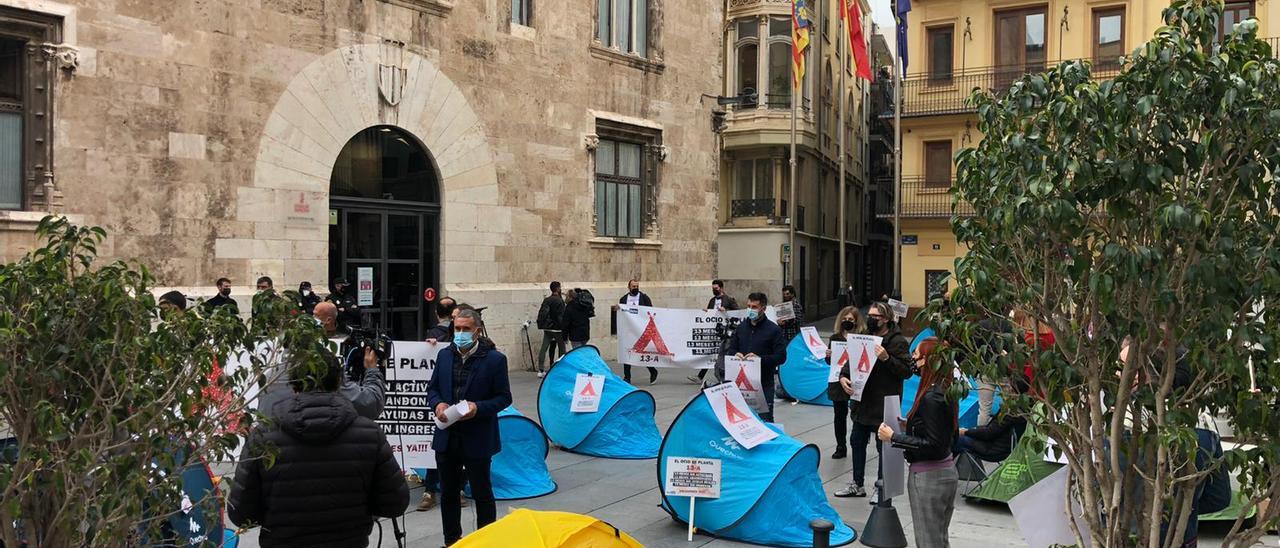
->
[2, 0, 725, 358]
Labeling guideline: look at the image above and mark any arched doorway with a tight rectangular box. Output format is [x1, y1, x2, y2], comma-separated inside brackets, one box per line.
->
[328, 125, 441, 340]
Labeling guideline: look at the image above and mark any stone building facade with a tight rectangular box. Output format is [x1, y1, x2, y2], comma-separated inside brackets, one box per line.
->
[0, 0, 724, 360]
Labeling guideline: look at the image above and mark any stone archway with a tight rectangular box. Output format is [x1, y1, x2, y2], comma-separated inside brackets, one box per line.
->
[220, 43, 502, 289]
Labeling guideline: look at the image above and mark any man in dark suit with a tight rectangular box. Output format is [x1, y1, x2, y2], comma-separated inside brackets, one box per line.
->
[614, 279, 657, 385]
[691, 279, 741, 383]
[426, 308, 513, 545]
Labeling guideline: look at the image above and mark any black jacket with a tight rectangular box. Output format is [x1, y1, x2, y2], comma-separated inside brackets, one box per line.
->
[424, 320, 453, 343]
[849, 326, 913, 426]
[562, 300, 593, 343]
[228, 392, 409, 547]
[326, 292, 361, 329]
[707, 294, 740, 311]
[618, 291, 653, 307]
[961, 413, 1027, 462]
[537, 295, 566, 331]
[298, 291, 323, 315]
[892, 385, 958, 464]
[202, 294, 239, 316]
[727, 317, 787, 390]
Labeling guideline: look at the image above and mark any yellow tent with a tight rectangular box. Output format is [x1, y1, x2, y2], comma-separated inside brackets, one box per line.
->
[454, 509, 643, 548]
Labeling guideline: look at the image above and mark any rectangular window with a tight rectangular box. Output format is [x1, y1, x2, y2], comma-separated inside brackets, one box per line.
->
[1092, 7, 1124, 69]
[511, 0, 530, 26]
[596, 0, 649, 57]
[1220, 0, 1254, 38]
[0, 38, 20, 209]
[594, 121, 660, 238]
[926, 270, 950, 301]
[995, 6, 1047, 87]
[924, 140, 953, 188]
[736, 20, 759, 101]
[927, 25, 954, 84]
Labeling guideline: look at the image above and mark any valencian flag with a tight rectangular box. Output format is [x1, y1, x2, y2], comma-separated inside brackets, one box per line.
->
[840, 0, 874, 81]
[791, 0, 813, 90]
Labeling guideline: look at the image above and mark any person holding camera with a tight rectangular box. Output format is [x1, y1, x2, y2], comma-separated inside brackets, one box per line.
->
[310, 301, 386, 421]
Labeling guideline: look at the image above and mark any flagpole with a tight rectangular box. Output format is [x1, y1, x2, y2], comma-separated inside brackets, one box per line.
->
[838, 3, 848, 297]
[788, 38, 799, 288]
[892, 0, 903, 298]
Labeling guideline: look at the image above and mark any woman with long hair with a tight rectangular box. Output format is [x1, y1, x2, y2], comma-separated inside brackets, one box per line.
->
[877, 337, 959, 547]
[826, 306, 866, 460]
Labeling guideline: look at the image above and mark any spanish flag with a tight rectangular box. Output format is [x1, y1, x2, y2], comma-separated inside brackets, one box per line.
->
[792, 0, 813, 91]
[840, 0, 874, 81]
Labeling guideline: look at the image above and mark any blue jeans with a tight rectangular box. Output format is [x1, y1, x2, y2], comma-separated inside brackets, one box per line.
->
[850, 421, 884, 488]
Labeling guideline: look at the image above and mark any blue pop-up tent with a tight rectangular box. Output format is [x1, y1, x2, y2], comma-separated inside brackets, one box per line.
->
[902, 327, 1002, 427]
[779, 335, 834, 406]
[485, 405, 557, 500]
[537, 345, 661, 459]
[658, 390, 856, 547]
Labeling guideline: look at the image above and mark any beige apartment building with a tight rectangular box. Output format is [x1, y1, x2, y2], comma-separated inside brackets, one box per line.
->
[0, 0, 725, 357]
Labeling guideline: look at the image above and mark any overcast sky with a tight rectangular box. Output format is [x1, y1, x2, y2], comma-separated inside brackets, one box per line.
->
[868, 0, 897, 55]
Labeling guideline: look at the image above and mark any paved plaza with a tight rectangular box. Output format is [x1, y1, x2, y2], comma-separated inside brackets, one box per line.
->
[229, 350, 1268, 548]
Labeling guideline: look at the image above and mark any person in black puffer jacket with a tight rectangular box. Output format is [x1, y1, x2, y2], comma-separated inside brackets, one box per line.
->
[561, 288, 594, 348]
[228, 345, 409, 547]
[878, 337, 959, 548]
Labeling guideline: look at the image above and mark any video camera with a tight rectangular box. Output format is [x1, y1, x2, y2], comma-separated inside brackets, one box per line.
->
[714, 316, 743, 341]
[346, 327, 393, 383]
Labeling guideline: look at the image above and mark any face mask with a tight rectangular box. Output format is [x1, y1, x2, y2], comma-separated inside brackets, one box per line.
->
[841, 320, 856, 332]
[630, 289, 639, 296]
[219, 288, 231, 297]
[866, 316, 881, 333]
[453, 331, 475, 348]
[747, 309, 760, 321]
[302, 289, 312, 297]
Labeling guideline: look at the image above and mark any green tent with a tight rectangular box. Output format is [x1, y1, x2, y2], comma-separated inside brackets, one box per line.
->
[1199, 491, 1257, 522]
[965, 427, 1064, 504]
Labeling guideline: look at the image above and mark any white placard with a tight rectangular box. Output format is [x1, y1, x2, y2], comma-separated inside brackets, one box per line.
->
[357, 267, 374, 307]
[1009, 466, 1094, 548]
[829, 341, 849, 383]
[800, 325, 826, 359]
[379, 341, 447, 469]
[846, 334, 883, 401]
[724, 356, 767, 414]
[704, 382, 778, 450]
[881, 395, 906, 500]
[433, 401, 469, 430]
[571, 373, 605, 413]
[773, 301, 796, 323]
[888, 299, 909, 321]
[664, 457, 722, 499]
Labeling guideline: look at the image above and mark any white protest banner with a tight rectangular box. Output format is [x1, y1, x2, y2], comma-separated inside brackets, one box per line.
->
[1009, 466, 1094, 548]
[829, 341, 849, 383]
[617, 306, 734, 369]
[881, 395, 906, 500]
[665, 456, 723, 542]
[888, 299, 909, 321]
[357, 267, 374, 306]
[724, 356, 767, 414]
[704, 382, 778, 450]
[846, 334, 883, 401]
[571, 373, 605, 413]
[378, 341, 446, 470]
[800, 325, 826, 359]
[773, 301, 796, 323]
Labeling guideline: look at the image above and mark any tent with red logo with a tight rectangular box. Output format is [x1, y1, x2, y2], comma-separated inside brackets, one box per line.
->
[657, 389, 856, 547]
[779, 335, 835, 406]
[536, 345, 661, 459]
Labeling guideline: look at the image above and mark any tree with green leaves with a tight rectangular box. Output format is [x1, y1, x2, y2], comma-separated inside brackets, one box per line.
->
[936, 0, 1280, 545]
[0, 217, 325, 546]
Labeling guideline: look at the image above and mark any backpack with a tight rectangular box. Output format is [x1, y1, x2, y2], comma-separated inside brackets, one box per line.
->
[536, 298, 556, 330]
[574, 289, 596, 318]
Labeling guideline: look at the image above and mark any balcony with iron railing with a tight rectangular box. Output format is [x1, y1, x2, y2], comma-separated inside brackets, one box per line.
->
[874, 177, 974, 219]
[730, 198, 788, 220]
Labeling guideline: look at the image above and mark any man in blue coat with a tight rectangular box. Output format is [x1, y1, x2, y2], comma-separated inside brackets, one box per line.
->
[426, 308, 513, 545]
[727, 292, 788, 422]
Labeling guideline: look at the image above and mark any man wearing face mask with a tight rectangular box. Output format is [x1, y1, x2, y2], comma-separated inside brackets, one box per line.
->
[296, 281, 322, 315]
[614, 279, 657, 385]
[202, 277, 239, 316]
[690, 280, 741, 384]
[726, 292, 787, 422]
[426, 309, 513, 546]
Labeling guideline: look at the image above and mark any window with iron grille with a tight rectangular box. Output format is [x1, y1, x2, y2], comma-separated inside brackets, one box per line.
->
[594, 121, 660, 238]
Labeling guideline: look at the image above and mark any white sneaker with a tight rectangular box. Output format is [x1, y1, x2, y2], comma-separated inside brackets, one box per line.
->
[537, 372, 545, 378]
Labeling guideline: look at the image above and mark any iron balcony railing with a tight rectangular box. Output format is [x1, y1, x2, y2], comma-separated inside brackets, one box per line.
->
[897, 60, 1123, 117]
[764, 94, 812, 110]
[730, 198, 787, 219]
[875, 177, 974, 219]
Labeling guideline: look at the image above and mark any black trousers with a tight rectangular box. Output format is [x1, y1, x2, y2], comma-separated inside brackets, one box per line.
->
[832, 399, 849, 449]
[438, 443, 496, 544]
[623, 364, 657, 382]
